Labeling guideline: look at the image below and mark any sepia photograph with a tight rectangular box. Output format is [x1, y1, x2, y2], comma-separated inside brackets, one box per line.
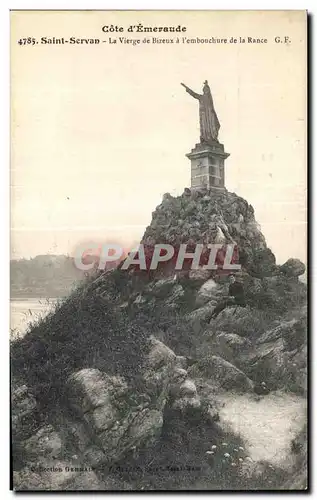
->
[10, 10, 307, 491]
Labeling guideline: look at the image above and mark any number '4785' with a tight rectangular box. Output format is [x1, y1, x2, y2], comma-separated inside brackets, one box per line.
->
[17, 38, 36, 45]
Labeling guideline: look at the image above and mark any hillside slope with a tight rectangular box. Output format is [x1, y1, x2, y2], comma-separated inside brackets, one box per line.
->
[11, 187, 307, 491]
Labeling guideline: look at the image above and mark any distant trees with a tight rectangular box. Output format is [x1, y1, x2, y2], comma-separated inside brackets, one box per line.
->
[10, 255, 94, 297]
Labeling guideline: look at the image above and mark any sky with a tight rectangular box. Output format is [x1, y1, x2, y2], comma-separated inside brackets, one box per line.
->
[11, 10, 307, 265]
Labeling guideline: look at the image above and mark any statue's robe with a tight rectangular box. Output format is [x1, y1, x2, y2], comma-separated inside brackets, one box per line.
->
[185, 87, 220, 143]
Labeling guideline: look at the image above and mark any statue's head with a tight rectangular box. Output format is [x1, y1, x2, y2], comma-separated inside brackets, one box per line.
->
[203, 80, 210, 94]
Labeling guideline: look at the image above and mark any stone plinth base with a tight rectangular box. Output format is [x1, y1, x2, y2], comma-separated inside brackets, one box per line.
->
[187, 141, 230, 191]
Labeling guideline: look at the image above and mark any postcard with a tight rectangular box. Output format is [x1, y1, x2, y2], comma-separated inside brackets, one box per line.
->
[10, 10, 307, 491]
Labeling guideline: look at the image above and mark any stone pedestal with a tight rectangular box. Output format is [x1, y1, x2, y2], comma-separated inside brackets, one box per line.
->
[186, 141, 230, 191]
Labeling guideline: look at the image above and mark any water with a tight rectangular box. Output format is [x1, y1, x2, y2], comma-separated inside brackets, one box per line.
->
[10, 298, 59, 340]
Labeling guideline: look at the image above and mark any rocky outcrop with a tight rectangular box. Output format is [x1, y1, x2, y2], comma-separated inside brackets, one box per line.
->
[64, 337, 209, 466]
[280, 258, 306, 277]
[12, 385, 40, 441]
[189, 355, 254, 393]
[12, 336, 212, 490]
[12, 401, 107, 491]
[233, 313, 307, 394]
[66, 368, 164, 465]
[195, 278, 223, 308]
[11, 187, 307, 491]
[142, 189, 277, 277]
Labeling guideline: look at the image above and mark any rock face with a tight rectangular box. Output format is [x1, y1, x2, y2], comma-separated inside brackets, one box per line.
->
[280, 258, 306, 277]
[142, 189, 278, 277]
[21, 425, 62, 461]
[189, 355, 254, 393]
[195, 278, 222, 308]
[12, 385, 39, 441]
[64, 341, 174, 466]
[12, 336, 210, 490]
[64, 337, 207, 466]
[236, 315, 307, 393]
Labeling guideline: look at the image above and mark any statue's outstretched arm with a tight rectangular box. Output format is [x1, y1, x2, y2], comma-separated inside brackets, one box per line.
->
[181, 82, 200, 99]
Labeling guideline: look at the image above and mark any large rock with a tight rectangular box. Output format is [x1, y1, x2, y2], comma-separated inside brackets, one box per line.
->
[170, 378, 197, 399]
[163, 283, 185, 308]
[217, 332, 251, 350]
[189, 355, 254, 393]
[67, 369, 128, 415]
[280, 258, 306, 277]
[195, 278, 223, 308]
[65, 337, 178, 466]
[142, 189, 279, 277]
[175, 355, 188, 369]
[21, 425, 62, 461]
[146, 277, 177, 299]
[66, 365, 166, 463]
[185, 303, 215, 323]
[208, 332, 252, 364]
[237, 315, 307, 392]
[249, 247, 277, 277]
[170, 366, 188, 384]
[250, 275, 307, 311]
[97, 408, 163, 463]
[187, 269, 213, 288]
[11, 385, 39, 440]
[146, 337, 176, 370]
[257, 317, 307, 350]
[171, 395, 201, 413]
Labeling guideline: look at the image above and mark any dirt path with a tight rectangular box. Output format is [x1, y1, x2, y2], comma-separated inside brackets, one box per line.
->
[217, 391, 306, 468]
